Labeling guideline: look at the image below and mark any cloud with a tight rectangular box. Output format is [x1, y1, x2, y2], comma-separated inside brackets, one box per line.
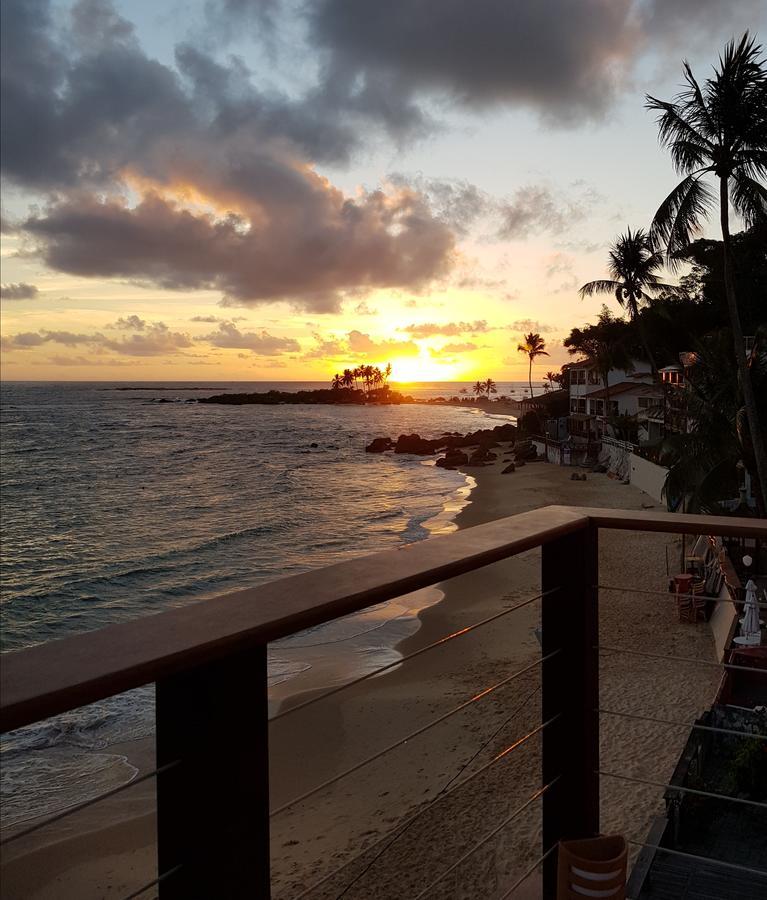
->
[309, 0, 640, 127]
[111, 314, 146, 330]
[204, 321, 300, 355]
[1, 320, 193, 356]
[0, 282, 39, 300]
[400, 320, 490, 338]
[354, 301, 378, 315]
[2, 1, 456, 311]
[347, 330, 418, 357]
[389, 174, 490, 235]
[508, 319, 558, 334]
[429, 341, 480, 357]
[498, 184, 599, 240]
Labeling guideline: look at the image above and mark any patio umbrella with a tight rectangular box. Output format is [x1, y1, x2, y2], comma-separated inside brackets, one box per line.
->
[738, 579, 762, 644]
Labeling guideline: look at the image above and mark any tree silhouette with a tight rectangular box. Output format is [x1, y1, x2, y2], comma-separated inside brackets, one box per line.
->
[331, 373, 343, 390]
[517, 333, 549, 398]
[473, 380, 484, 398]
[579, 228, 677, 372]
[646, 33, 767, 504]
[484, 378, 498, 397]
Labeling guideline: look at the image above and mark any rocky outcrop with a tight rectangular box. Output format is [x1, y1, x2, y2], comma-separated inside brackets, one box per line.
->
[394, 433, 443, 455]
[501, 463, 516, 474]
[365, 437, 394, 453]
[436, 449, 470, 469]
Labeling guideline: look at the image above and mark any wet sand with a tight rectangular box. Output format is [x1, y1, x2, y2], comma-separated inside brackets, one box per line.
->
[1, 452, 718, 899]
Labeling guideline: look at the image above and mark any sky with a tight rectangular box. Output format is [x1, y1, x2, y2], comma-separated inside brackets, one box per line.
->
[1, 0, 765, 382]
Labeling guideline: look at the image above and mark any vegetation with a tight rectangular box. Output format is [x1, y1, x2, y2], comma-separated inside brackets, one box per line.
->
[647, 33, 767, 510]
[516, 333, 549, 398]
[331, 364, 392, 396]
[564, 307, 635, 411]
[579, 227, 678, 371]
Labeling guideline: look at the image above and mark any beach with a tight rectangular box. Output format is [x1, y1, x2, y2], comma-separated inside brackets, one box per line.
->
[0, 451, 720, 899]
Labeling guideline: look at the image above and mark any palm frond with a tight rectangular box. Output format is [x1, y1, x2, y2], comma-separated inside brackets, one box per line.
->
[650, 174, 715, 262]
[730, 171, 767, 226]
[578, 279, 621, 299]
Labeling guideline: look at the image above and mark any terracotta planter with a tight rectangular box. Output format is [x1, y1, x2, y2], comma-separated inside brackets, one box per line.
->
[557, 835, 627, 899]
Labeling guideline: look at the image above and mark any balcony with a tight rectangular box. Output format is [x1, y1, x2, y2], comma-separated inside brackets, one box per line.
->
[1, 506, 765, 899]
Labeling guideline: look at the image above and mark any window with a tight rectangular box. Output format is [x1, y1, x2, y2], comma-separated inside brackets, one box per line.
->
[638, 397, 652, 410]
[570, 398, 587, 414]
[593, 399, 605, 416]
[572, 369, 586, 385]
[588, 370, 600, 385]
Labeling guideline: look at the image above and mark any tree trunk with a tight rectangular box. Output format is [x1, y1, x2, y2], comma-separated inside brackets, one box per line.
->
[720, 176, 767, 516]
[529, 358, 534, 398]
[632, 295, 658, 375]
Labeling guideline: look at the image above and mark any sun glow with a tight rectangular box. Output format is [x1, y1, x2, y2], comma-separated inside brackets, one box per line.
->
[387, 353, 465, 383]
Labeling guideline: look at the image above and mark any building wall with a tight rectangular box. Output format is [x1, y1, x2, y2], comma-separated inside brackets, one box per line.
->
[629, 453, 668, 503]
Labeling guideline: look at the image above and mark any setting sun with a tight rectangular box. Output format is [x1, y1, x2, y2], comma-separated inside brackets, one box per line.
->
[387, 352, 466, 383]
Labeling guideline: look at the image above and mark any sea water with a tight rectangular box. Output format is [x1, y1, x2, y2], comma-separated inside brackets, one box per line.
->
[0, 381, 532, 825]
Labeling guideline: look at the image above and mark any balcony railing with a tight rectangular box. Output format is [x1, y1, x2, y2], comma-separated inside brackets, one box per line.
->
[1, 505, 765, 899]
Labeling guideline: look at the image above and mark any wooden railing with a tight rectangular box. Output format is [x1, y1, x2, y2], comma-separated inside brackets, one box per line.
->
[1, 506, 764, 898]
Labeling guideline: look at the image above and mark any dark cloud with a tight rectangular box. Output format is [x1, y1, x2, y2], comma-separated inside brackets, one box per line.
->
[1, 282, 39, 300]
[204, 321, 300, 354]
[1, 320, 193, 356]
[400, 320, 490, 338]
[310, 0, 639, 125]
[23, 189, 454, 311]
[111, 314, 146, 330]
[2, 1, 456, 311]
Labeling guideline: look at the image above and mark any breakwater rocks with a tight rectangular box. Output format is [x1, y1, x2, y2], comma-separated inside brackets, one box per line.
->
[365, 423, 543, 470]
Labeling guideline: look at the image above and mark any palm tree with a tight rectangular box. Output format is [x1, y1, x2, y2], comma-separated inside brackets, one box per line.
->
[564, 310, 634, 422]
[331, 373, 343, 390]
[484, 378, 498, 398]
[342, 368, 355, 389]
[473, 380, 484, 398]
[646, 34, 767, 507]
[517, 332, 549, 398]
[579, 228, 677, 372]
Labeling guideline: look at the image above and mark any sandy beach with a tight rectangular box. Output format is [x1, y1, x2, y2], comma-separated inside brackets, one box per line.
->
[1, 451, 720, 899]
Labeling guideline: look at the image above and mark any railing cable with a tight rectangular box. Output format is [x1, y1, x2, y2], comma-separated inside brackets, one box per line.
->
[290, 690, 550, 900]
[596, 583, 767, 609]
[0, 760, 181, 847]
[596, 644, 767, 674]
[597, 707, 767, 741]
[329, 684, 546, 900]
[411, 778, 559, 900]
[626, 840, 767, 879]
[598, 770, 767, 810]
[118, 865, 182, 900]
[272, 651, 558, 817]
[495, 844, 557, 900]
[271, 588, 557, 723]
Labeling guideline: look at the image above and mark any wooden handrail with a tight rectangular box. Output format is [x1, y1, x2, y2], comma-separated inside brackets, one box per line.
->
[1, 507, 763, 733]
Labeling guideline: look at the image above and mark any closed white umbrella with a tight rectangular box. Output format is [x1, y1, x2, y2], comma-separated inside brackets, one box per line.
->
[736, 579, 762, 646]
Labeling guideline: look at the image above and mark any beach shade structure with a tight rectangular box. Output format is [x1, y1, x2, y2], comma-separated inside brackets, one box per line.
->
[734, 579, 763, 647]
[556, 835, 627, 899]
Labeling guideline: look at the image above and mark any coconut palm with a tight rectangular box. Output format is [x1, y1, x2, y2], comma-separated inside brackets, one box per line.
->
[484, 378, 498, 397]
[579, 228, 677, 372]
[342, 368, 355, 389]
[472, 380, 484, 397]
[646, 34, 767, 507]
[517, 333, 549, 398]
[331, 373, 343, 390]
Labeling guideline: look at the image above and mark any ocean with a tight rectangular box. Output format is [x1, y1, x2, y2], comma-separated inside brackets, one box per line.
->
[0, 380, 536, 826]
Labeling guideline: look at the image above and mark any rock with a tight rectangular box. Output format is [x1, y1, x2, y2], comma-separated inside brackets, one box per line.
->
[365, 437, 394, 453]
[571, 472, 580, 481]
[395, 433, 441, 455]
[501, 463, 516, 474]
[310, 442, 319, 448]
[436, 449, 469, 469]
[469, 447, 497, 465]
[515, 460, 526, 468]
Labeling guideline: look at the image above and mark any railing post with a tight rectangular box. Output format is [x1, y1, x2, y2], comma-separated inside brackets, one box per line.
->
[156, 645, 271, 898]
[541, 525, 599, 898]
